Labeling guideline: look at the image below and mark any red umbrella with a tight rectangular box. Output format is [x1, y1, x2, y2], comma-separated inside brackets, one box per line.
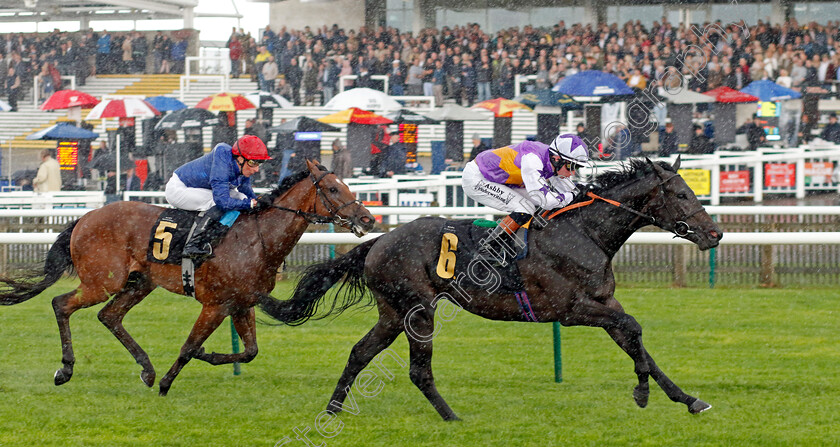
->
[473, 97, 532, 117]
[195, 92, 256, 112]
[703, 86, 759, 103]
[41, 90, 100, 110]
[85, 98, 160, 119]
[318, 107, 393, 125]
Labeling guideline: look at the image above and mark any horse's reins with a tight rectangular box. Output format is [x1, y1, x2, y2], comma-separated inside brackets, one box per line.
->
[542, 172, 705, 239]
[268, 170, 361, 227]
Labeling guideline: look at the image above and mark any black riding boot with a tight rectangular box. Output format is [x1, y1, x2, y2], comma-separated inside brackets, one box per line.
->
[183, 207, 228, 261]
[479, 212, 531, 266]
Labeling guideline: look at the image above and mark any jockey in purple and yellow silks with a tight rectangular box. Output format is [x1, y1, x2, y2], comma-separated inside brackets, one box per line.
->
[462, 134, 590, 260]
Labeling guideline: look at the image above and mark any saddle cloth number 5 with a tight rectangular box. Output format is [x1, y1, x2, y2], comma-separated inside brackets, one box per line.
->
[435, 233, 459, 279]
[153, 221, 179, 261]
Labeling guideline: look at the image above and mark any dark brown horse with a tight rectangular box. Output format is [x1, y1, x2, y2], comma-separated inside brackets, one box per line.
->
[0, 160, 374, 395]
[261, 158, 722, 420]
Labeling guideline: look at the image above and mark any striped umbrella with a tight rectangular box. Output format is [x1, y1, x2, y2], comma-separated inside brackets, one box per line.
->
[85, 98, 161, 119]
[195, 92, 256, 112]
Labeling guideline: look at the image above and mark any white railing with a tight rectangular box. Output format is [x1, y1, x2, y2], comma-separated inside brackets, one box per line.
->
[179, 75, 228, 101]
[33, 75, 77, 106]
[2, 231, 839, 245]
[0, 192, 105, 209]
[514, 74, 537, 97]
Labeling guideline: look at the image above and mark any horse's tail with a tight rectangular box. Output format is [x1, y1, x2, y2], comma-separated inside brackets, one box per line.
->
[0, 220, 78, 305]
[259, 237, 379, 326]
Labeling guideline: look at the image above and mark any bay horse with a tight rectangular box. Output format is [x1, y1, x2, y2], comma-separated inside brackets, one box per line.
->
[0, 160, 374, 396]
[260, 157, 722, 420]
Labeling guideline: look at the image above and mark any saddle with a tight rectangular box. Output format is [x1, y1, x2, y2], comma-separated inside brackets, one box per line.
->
[435, 219, 528, 295]
[147, 208, 239, 266]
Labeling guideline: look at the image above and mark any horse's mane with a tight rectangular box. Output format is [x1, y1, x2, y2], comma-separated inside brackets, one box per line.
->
[589, 158, 675, 194]
[257, 165, 330, 209]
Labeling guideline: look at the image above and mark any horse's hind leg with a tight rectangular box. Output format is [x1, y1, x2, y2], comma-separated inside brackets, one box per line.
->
[194, 308, 259, 365]
[97, 272, 157, 387]
[403, 300, 459, 421]
[328, 299, 404, 414]
[52, 285, 110, 385]
[158, 304, 227, 396]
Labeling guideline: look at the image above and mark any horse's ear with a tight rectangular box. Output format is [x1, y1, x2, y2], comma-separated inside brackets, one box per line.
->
[305, 159, 317, 172]
[672, 154, 681, 171]
[648, 157, 667, 177]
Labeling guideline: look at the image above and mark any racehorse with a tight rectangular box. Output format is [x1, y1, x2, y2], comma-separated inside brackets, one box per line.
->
[0, 160, 374, 396]
[260, 157, 723, 420]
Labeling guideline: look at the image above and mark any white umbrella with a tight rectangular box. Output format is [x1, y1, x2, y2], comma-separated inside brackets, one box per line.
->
[324, 87, 402, 111]
[85, 98, 160, 120]
[243, 91, 293, 109]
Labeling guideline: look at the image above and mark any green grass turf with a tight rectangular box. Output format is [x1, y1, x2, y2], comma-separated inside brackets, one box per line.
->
[0, 279, 838, 446]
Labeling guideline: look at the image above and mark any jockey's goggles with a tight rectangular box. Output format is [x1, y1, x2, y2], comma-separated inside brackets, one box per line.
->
[562, 160, 584, 171]
[244, 159, 265, 167]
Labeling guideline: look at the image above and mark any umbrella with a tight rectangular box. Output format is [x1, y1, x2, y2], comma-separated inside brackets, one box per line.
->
[703, 86, 759, 103]
[323, 87, 402, 111]
[513, 89, 581, 110]
[383, 109, 440, 124]
[318, 107, 393, 125]
[27, 122, 100, 140]
[41, 90, 100, 110]
[662, 88, 716, 104]
[85, 98, 161, 120]
[740, 80, 802, 102]
[144, 96, 187, 112]
[195, 92, 256, 112]
[155, 108, 219, 130]
[0, 99, 10, 112]
[426, 104, 489, 121]
[244, 91, 294, 109]
[553, 70, 635, 96]
[472, 98, 532, 118]
[269, 116, 339, 134]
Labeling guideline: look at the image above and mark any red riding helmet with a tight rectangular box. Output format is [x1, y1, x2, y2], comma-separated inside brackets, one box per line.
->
[231, 135, 270, 160]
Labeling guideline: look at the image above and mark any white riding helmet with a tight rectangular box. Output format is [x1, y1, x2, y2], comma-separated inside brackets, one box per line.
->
[548, 134, 589, 170]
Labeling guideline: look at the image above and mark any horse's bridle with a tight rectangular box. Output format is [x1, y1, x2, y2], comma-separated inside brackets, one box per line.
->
[627, 172, 707, 238]
[268, 170, 361, 227]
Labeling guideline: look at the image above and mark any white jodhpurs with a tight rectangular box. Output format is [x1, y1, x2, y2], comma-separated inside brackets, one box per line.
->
[461, 162, 538, 214]
[165, 173, 247, 211]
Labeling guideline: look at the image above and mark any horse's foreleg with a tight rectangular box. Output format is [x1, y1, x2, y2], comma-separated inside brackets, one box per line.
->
[97, 274, 157, 387]
[159, 304, 228, 396]
[194, 308, 258, 365]
[52, 286, 109, 386]
[328, 302, 403, 414]
[644, 351, 711, 414]
[604, 326, 652, 408]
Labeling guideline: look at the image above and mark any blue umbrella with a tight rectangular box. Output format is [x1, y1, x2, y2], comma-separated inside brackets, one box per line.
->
[740, 80, 802, 101]
[513, 89, 582, 109]
[27, 122, 100, 140]
[144, 95, 187, 112]
[552, 70, 634, 96]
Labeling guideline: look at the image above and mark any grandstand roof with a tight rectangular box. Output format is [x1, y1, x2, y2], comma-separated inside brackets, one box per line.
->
[0, 0, 240, 23]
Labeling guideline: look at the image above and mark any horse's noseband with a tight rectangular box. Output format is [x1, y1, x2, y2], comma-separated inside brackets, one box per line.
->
[646, 173, 706, 239]
[268, 170, 361, 228]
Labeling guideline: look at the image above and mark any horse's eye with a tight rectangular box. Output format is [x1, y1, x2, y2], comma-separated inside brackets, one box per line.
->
[676, 192, 688, 199]
[329, 187, 339, 194]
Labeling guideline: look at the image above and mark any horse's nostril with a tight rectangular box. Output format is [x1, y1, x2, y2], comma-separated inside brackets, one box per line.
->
[710, 230, 720, 239]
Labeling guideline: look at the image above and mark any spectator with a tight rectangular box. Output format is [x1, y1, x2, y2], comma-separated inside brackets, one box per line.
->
[820, 113, 840, 143]
[406, 56, 423, 96]
[389, 59, 405, 96]
[170, 36, 188, 74]
[432, 59, 445, 105]
[687, 124, 715, 154]
[659, 122, 678, 157]
[302, 59, 319, 105]
[321, 57, 340, 104]
[33, 149, 61, 192]
[227, 28, 243, 78]
[737, 116, 768, 150]
[284, 57, 303, 106]
[261, 55, 278, 92]
[797, 114, 815, 144]
[244, 118, 268, 144]
[5, 66, 20, 112]
[132, 31, 148, 74]
[276, 75, 293, 101]
[469, 133, 489, 161]
[331, 138, 352, 180]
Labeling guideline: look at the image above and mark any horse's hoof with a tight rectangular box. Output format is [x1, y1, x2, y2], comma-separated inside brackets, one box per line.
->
[140, 370, 156, 387]
[54, 368, 72, 386]
[158, 383, 170, 397]
[444, 415, 461, 422]
[689, 399, 712, 414]
[633, 384, 649, 408]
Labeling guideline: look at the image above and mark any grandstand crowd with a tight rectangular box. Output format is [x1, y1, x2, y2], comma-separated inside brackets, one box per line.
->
[4, 17, 840, 111]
